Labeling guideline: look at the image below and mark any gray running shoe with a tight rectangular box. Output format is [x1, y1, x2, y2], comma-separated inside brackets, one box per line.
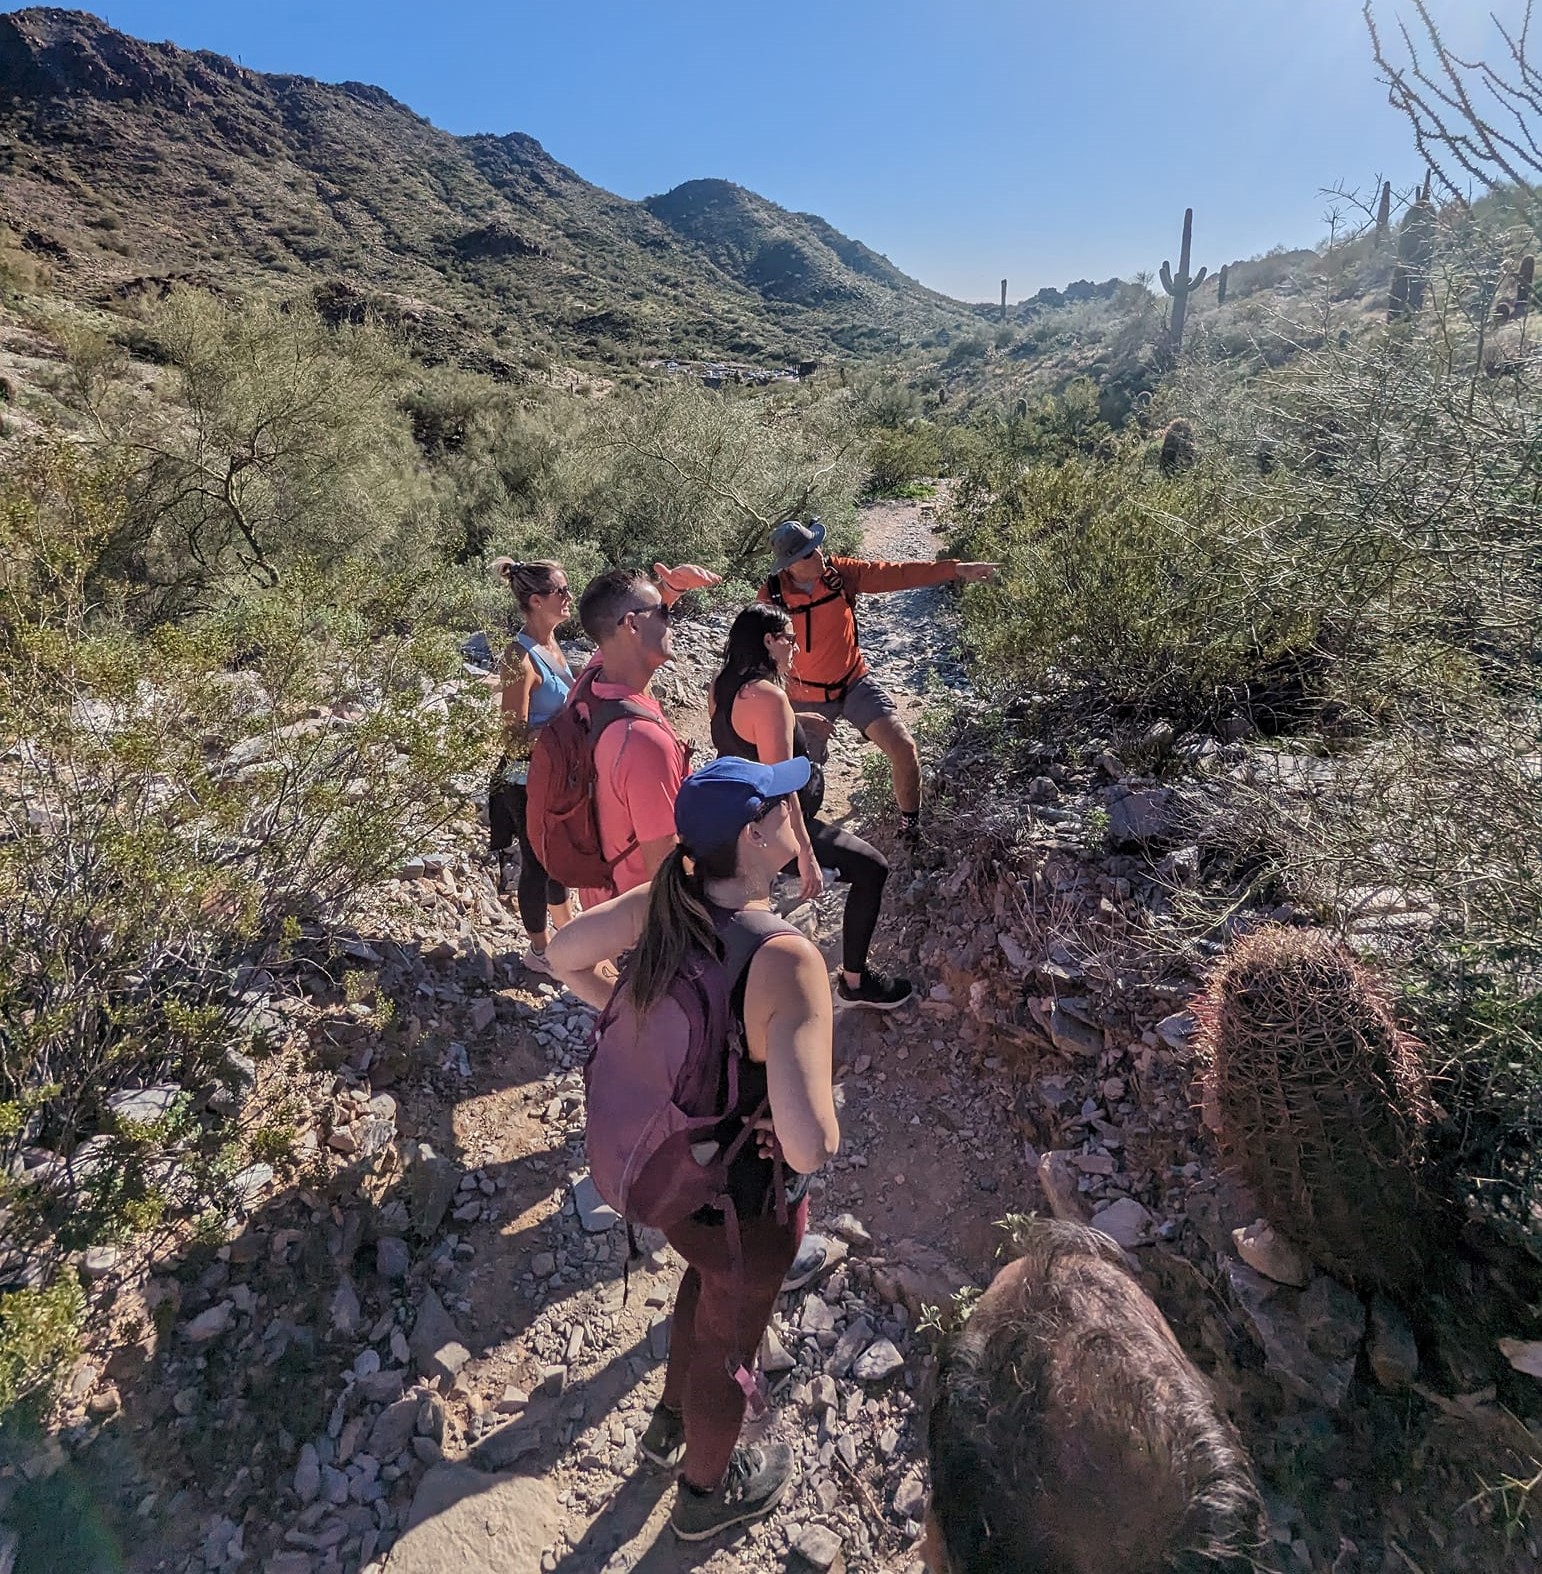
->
[638, 1402, 685, 1468]
[781, 1233, 831, 1293]
[669, 1443, 794, 1541]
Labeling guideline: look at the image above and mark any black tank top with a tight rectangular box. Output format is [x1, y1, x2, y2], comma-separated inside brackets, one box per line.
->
[702, 902, 813, 1221]
[710, 673, 826, 822]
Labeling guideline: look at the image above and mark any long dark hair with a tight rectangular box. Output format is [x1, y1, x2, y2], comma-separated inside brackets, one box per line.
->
[628, 840, 742, 1010]
[711, 603, 790, 718]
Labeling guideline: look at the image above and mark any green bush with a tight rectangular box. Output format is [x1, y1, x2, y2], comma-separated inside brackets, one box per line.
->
[0, 1278, 85, 1421]
[956, 457, 1315, 723]
[866, 423, 942, 496]
[0, 440, 489, 1293]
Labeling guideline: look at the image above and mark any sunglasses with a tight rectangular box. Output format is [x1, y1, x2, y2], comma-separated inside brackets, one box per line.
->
[751, 793, 791, 824]
[544, 583, 573, 600]
[619, 599, 673, 628]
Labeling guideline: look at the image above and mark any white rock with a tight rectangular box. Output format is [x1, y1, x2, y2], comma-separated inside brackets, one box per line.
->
[1090, 1197, 1154, 1249]
[852, 1339, 904, 1381]
[183, 1301, 234, 1343]
[1232, 1220, 1310, 1287]
[1499, 1337, 1542, 1379]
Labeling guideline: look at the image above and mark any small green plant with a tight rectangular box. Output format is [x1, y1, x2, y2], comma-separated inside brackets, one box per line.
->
[249, 1124, 298, 1166]
[0, 1277, 86, 1422]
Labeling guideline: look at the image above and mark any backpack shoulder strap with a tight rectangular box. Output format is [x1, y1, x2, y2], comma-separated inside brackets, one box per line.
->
[716, 907, 801, 1018]
[765, 574, 786, 609]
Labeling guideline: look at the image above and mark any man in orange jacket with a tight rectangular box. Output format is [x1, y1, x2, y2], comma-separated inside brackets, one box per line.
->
[759, 519, 997, 840]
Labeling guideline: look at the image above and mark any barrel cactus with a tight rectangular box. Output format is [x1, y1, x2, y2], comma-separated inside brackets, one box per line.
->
[1195, 927, 1434, 1294]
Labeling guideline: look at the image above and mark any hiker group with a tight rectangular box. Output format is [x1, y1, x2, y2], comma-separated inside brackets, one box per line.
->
[486, 526, 1265, 1569]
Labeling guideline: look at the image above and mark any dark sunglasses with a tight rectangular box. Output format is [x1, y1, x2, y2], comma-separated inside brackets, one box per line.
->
[751, 793, 791, 824]
[544, 582, 572, 600]
[619, 599, 673, 628]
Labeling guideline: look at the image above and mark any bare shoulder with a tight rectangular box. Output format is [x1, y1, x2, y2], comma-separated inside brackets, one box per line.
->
[736, 678, 789, 717]
[751, 929, 828, 986]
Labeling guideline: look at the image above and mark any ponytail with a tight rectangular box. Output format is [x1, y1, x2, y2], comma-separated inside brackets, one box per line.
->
[628, 841, 739, 1010]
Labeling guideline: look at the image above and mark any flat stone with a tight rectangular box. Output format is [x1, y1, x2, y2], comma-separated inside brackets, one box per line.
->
[1233, 1220, 1310, 1287]
[1106, 784, 1174, 845]
[1499, 1337, 1542, 1380]
[369, 1398, 420, 1460]
[293, 1444, 320, 1505]
[648, 1317, 670, 1360]
[892, 1471, 927, 1520]
[760, 1327, 796, 1374]
[1225, 1263, 1364, 1409]
[183, 1301, 234, 1343]
[571, 1174, 620, 1234]
[376, 1237, 411, 1281]
[1091, 1197, 1154, 1249]
[393, 1464, 561, 1570]
[1155, 1010, 1196, 1051]
[852, 1339, 904, 1382]
[826, 1317, 875, 1379]
[531, 1251, 556, 1277]
[468, 998, 496, 1034]
[800, 1295, 838, 1335]
[107, 1084, 181, 1124]
[81, 1246, 119, 1282]
[410, 1290, 467, 1384]
[1045, 1005, 1103, 1059]
[790, 1524, 843, 1570]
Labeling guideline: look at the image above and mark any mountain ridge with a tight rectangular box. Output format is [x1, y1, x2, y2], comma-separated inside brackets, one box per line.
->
[0, 8, 973, 365]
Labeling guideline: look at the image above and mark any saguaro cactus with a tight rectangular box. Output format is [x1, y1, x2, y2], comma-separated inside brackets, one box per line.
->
[1517, 254, 1535, 318]
[1374, 180, 1392, 245]
[1160, 207, 1208, 352]
[1000, 278, 1008, 321]
[1216, 263, 1229, 306]
[1388, 189, 1436, 321]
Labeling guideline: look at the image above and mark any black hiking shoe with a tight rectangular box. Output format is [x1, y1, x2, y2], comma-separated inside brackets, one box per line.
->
[670, 1443, 795, 1542]
[638, 1402, 685, 1468]
[835, 970, 915, 1012]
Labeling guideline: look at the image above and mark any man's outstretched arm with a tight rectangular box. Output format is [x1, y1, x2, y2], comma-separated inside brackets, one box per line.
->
[838, 556, 998, 594]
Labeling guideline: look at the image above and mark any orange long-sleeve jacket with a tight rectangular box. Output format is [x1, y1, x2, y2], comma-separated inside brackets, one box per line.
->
[758, 554, 960, 703]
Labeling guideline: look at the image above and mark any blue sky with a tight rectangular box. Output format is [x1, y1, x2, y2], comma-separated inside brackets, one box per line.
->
[30, 0, 1502, 300]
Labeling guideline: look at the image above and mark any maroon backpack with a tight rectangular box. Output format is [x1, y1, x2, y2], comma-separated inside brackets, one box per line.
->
[585, 906, 797, 1407]
[526, 664, 654, 892]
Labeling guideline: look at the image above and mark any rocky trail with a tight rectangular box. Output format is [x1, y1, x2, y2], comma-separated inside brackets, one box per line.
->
[18, 498, 1542, 1574]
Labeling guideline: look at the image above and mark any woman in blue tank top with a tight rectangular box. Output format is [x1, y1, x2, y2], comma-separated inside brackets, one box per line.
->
[491, 558, 576, 973]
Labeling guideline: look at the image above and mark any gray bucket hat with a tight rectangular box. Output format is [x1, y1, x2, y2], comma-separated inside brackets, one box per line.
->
[769, 518, 826, 576]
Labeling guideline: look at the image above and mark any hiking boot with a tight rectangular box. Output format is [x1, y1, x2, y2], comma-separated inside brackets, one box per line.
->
[780, 1233, 831, 1293]
[638, 1402, 685, 1468]
[835, 970, 915, 1012]
[670, 1443, 795, 1542]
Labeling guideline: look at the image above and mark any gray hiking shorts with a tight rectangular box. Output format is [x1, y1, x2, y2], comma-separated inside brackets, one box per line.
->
[793, 674, 900, 762]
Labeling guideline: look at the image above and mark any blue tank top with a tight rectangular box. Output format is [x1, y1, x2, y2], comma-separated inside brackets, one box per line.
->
[515, 633, 573, 730]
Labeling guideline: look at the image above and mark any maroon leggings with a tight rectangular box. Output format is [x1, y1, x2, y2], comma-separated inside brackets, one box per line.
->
[661, 1196, 808, 1490]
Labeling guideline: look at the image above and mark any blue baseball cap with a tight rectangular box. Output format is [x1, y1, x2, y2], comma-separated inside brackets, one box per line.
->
[675, 755, 812, 858]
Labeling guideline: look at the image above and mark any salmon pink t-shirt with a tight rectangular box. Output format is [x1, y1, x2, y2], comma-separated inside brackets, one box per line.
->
[579, 674, 689, 908]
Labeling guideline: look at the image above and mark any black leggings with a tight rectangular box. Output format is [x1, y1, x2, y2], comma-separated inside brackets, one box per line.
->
[787, 819, 889, 976]
[499, 780, 568, 935]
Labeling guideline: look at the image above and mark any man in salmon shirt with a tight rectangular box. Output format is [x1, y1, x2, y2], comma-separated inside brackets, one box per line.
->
[759, 519, 997, 842]
[572, 563, 718, 908]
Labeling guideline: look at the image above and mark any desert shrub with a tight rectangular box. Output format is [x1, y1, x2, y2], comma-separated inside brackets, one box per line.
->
[943, 333, 989, 368]
[53, 288, 426, 621]
[0, 1278, 85, 1422]
[0, 440, 487, 1325]
[865, 423, 942, 496]
[572, 378, 864, 573]
[955, 457, 1315, 724]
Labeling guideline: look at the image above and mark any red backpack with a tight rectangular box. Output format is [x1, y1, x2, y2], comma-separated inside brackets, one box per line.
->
[525, 664, 656, 892]
[585, 906, 797, 1408]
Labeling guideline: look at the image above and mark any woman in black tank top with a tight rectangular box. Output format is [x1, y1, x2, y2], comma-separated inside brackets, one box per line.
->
[709, 605, 913, 1010]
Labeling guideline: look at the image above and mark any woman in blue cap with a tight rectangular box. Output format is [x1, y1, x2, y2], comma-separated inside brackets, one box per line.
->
[547, 755, 839, 1543]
